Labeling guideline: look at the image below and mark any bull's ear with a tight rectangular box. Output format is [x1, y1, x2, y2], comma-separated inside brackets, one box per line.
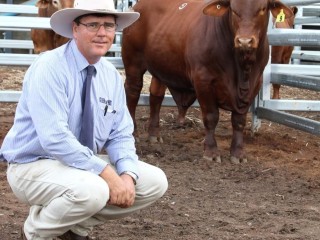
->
[269, 1, 294, 20]
[291, 6, 298, 16]
[203, 0, 230, 17]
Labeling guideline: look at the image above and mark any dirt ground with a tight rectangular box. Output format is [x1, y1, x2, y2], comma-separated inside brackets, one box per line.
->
[0, 66, 320, 240]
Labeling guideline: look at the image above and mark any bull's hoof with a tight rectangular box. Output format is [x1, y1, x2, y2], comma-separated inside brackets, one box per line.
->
[203, 155, 221, 163]
[148, 136, 163, 143]
[230, 156, 247, 164]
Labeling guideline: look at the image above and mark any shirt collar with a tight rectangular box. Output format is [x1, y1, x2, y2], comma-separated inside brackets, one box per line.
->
[69, 40, 92, 73]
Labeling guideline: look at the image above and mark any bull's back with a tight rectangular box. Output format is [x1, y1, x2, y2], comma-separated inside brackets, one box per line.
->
[122, 0, 206, 87]
[128, 0, 202, 39]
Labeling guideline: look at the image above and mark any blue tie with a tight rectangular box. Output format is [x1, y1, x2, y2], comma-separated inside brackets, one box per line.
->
[80, 65, 95, 150]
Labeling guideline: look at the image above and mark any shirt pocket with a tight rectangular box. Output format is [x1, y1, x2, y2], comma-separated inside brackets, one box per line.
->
[94, 106, 117, 151]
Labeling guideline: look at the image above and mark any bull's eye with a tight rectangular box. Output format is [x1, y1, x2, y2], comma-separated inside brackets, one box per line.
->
[259, 8, 266, 16]
[52, 0, 58, 7]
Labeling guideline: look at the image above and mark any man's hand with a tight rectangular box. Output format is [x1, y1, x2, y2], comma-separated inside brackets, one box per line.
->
[99, 165, 135, 208]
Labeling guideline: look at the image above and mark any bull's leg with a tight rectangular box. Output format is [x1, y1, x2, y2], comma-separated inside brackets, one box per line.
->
[202, 108, 221, 163]
[124, 69, 145, 141]
[272, 83, 281, 99]
[193, 76, 221, 163]
[148, 77, 166, 143]
[230, 112, 247, 164]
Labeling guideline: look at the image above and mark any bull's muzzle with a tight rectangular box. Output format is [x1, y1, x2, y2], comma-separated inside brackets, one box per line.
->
[234, 36, 257, 49]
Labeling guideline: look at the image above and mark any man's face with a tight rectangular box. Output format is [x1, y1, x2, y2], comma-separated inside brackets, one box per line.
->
[73, 15, 116, 64]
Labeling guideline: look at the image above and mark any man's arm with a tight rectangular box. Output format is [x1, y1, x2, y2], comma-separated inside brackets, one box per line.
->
[99, 165, 135, 208]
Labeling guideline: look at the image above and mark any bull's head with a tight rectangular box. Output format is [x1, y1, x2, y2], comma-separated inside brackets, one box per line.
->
[36, 0, 74, 11]
[36, 0, 74, 17]
[203, 0, 293, 50]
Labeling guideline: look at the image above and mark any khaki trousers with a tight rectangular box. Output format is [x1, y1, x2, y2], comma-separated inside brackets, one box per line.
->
[7, 156, 168, 240]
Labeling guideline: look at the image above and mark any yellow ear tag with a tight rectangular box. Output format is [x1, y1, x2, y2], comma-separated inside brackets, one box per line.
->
[276, 9, 285, 23]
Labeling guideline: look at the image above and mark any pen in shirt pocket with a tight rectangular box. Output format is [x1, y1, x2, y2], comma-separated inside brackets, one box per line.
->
[104, 104, 108, 116]
[104, 104, 116, 116]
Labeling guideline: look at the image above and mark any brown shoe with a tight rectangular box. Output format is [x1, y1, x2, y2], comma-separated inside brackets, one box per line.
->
[58, 230, 91, 240]
[21, 226, 63, 240]
[21, 226, 27, 240]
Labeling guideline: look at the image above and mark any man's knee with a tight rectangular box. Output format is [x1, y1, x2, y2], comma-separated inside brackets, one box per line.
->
[138, 167, 168, 201]
[67, 176, 109, 215]
[154, 168, 168, 198]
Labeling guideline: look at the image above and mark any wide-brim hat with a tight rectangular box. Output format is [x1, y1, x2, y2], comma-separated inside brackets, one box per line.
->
[50, 0, 140, 38]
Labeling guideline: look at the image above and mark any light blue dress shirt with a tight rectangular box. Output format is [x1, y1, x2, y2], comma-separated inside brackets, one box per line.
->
[0, 40, 139, 177]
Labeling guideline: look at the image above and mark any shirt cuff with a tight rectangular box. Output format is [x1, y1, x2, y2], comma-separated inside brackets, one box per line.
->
[116, 157, 139, 178]
[88, 155, 109, 175]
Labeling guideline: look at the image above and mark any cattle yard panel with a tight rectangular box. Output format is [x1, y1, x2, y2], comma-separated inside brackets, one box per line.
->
[115, 0, 136, 11]
[0, 3, 37, 15]
[291, 50, 320, 62]
[0, 39, 122, 54]
[0, 90, 192, 108]
[268, 29, 320, 47]
[282, 0, 320, 5]
[256, 108, 320, 135]
[261, 64, 320, 111]
[252, 3, 320, 136]
[0, 53, 124, 67]
[271, 73, 320, 92]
